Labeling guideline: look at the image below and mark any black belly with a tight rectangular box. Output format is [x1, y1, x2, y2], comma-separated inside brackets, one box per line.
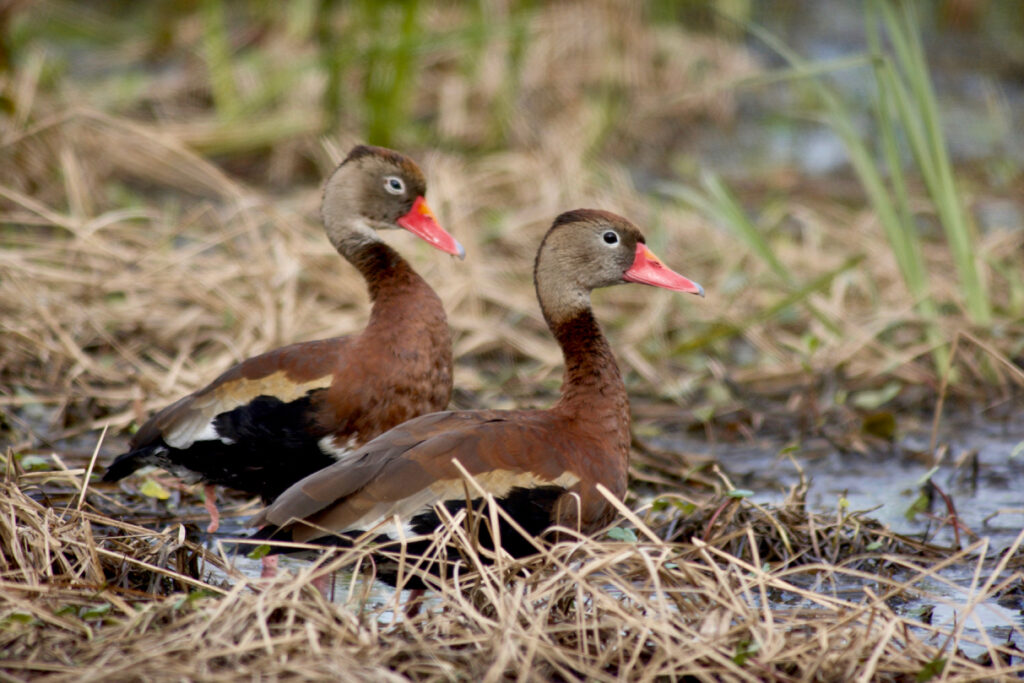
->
[166, 394, 336, 502]
[104, 392, 337, 503]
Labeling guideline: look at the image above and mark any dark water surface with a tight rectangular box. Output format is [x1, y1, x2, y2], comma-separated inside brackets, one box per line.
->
[645, 411, 1024, 659]
[652, 414, 1024, 552]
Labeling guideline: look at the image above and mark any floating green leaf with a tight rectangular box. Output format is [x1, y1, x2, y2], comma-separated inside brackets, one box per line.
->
[861, 411, 897, 441]
[733, 640, 761, 666]
[139, 478, 171, 500]
[173, 590, 215, 611]
[916, 656, 946, 682]
[851, 382, 902, 410]
[19, 454, 51, 472]
[1010, 440, 1024, 461]
[905, 492, 930, 521]
[80, 603, 111, 620]
[674, 501, 698, 515]
[247, 544, 272, 560]
[692, 405, 715, 423]
[915, 466, 939, 486]
[2, 612, 35, 628]
[607, 527, 638, 543]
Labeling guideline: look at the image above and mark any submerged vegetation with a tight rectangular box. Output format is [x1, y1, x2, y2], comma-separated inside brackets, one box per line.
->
[1, 0, 1022, 679]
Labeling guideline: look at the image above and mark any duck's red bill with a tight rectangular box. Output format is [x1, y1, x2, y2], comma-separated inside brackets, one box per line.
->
[397, 196, 466, 259]
[623, 243, 704, 296]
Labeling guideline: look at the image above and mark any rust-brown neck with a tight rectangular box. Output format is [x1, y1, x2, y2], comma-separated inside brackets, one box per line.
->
[348, 239, 413, 299]
[345, 240, 447, 334]
[549, 309, 630, 444]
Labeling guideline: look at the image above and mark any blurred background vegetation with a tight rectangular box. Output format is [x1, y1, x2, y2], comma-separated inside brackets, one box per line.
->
[1, 0, 1023, 450]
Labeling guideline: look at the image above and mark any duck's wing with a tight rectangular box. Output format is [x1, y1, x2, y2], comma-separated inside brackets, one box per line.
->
[251, 408, 584, 542]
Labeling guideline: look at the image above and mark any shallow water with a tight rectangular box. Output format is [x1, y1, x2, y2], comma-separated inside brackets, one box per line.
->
[680, 2, 1024, 190]
[650, 414, 1024, 551]
[202, 551, 425, 624]
[644, 413, 1024, 659]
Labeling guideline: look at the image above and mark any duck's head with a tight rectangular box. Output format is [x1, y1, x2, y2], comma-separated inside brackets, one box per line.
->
[321, 145, 465, 259]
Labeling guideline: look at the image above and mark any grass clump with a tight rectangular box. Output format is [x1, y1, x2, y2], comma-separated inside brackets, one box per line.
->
[2, 452, 1021, 681]
[669, 0, 1004, 377]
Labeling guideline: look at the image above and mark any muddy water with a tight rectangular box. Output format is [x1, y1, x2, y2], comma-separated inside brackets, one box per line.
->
[652, 415, 1024, 552]
[646, 413, 1024, 658]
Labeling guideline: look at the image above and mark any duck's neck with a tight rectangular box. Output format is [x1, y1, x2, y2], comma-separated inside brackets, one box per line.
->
[548, 307, 630, 439]
[339, 235, 444, 333]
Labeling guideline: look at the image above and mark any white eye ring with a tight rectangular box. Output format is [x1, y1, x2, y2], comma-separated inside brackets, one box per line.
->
[384, 176, 405, 195]
[602, 230, 619, 246]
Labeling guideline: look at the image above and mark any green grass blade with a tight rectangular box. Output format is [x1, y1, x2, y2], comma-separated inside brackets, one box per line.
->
[317, 0, 349, 133]
[699, 173, 789, 282]
[661, 176, 842, 336]
[874, 0, 990, 323]
[360, 0, 420, 147]
[673, 255, 865, 355]
[744, 15, 949, 368]
[200, 0, 242, 121]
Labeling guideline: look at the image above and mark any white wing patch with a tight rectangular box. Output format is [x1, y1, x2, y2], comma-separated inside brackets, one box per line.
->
[374, 518, 419, 542]
[194, 421, 236, 445]
[165, 417, 235, 449]
[318, 434, 360, 463]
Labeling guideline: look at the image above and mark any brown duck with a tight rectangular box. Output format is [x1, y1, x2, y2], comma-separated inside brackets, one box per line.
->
[104, 145, 465, 533]
[252, 209, 703, 584]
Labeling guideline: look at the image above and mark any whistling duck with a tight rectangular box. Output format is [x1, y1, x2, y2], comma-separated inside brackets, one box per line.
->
[104, 145, 465, 534]
[251, 209, 703, 585]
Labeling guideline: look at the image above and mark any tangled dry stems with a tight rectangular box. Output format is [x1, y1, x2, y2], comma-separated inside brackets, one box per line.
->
[2, 455, 1021, 681]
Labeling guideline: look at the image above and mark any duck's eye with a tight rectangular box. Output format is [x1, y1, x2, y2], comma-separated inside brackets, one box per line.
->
[602, 231, 619, 245]
[384, 176, 405, 195]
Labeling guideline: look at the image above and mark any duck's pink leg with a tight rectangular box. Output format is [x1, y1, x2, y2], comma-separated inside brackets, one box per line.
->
[203, 484, 220, 533]
[311, 571, 336, 600]
[260, 555, 279, 579]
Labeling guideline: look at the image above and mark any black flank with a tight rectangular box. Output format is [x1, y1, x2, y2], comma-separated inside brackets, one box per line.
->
[104, 391, 335, 503]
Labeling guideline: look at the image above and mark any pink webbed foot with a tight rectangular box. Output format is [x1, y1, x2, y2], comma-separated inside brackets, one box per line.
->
[260, 554, 279, 579]
[311, 571, 336, 600]
[203, 484, 220, 533]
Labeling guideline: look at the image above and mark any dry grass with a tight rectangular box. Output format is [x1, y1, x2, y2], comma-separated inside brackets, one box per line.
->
[2, 453, 1021, 681]
[2, 2, 1024, 680]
